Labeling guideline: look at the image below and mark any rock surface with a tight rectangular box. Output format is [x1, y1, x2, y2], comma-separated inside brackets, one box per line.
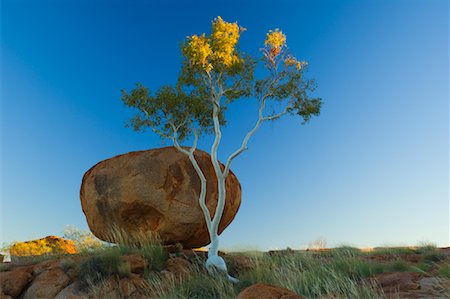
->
[0, 267, 33, 298]
[22, 268, 71, 299]
[80, 147, 242, 248]
[237, 283, 305, 299]
[10, 236, 77, 262]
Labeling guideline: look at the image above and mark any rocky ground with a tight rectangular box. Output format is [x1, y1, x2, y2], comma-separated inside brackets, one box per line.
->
[1, 247, 449, 299]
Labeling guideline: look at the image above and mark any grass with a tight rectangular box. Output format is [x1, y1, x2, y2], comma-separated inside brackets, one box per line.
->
[237, 251, 384, 299]
[422, 250, 446, 264]
[77, 247, 130, 289]
[60, 257, 77, 272]
[386, 259, 411, 272]
[415, 243, 438, 254]
[0, 264, 8, 272]
[4, 227, 448, 299]
[372, 247, 416, 255]
[438, 263, 450, 278]
[146, 265, 238, 299]
[142, 249, 386, 299]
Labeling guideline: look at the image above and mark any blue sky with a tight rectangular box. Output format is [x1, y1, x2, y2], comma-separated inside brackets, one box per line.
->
[1, 0, 448, 249]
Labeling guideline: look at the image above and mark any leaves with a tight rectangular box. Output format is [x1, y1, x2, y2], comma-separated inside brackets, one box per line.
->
[121, 16, 322, 144]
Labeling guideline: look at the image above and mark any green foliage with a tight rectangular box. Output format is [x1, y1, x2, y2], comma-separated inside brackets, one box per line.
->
[411, 262, 433, 274]
[323, 246, 362, 258]
[121, 17, 322, 144]
[77, 247, 129, 289]
[238, 252, 383, 299]
[415, 243, 437, 254]
[60, 258, 76, 272]
[139, 240, 167, 272]
[422, 251, 446, 264]
[438, 263, 450, 278]
[121, 84, 218, 141]
[386, 259, 411, 272]
[372, 247, 416, 255]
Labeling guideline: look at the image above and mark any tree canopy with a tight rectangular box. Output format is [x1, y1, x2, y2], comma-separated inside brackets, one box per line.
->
[121, 16, 321, 143]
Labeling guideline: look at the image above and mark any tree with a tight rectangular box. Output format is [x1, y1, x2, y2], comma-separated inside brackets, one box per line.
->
[121, 16, 322, 282]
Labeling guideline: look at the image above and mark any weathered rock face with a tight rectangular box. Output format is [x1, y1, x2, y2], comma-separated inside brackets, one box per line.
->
[10, 236, 77, 263]
[80, 147, 241, 248]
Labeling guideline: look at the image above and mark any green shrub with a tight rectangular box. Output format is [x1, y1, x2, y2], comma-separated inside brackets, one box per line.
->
[438, 263, 450, 278]
[60, 258, 76, 272]
[410, 262, 433, 274]
[372, 247, 415, 255]
[77, 248, 129, 288]
[422, 251, 446, 264]
[146, 264, 237, 299]
[139, 241, 167, 271]
[387, 259, 411, 272]
[331, 246, 362, 257]
[415, 243, 437, 254]
[238, 251, 384, 299]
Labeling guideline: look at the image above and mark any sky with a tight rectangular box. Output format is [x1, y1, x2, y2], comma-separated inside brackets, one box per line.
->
[1, 0, 449, 250]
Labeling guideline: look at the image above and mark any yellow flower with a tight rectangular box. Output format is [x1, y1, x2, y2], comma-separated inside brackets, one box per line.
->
[182, 34, 213, 72]
[181, 16, 244, 72]
[284, 56, 307, 70]
[210, 16, 243, 67]
[265, 29, 286, 56]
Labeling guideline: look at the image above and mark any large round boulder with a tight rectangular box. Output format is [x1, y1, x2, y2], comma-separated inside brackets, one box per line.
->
[80, 147, 241, 248]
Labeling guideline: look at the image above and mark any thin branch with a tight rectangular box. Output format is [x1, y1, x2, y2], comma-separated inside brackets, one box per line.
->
[262, 105, 289, 121]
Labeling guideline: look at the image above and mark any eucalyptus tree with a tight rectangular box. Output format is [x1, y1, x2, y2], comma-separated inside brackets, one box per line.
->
[121, 16, 322, 281]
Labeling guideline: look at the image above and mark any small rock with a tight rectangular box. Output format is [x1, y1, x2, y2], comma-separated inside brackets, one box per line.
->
[237, 283, 305, 299]
[0, 267, 33, 298]
[372, 272, 421, 293]
[122, 254, 148, 274]
[54, 282, 89, 299]
[225, 254, 254, 276]
[23, 268, 71, 299]
[165, 257, 192, 277]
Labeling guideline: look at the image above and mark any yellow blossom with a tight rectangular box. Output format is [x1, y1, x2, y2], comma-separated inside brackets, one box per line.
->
[284, 56, 307, 70]
[210, 16, 243, 67]
[182, 34, 213, 72]
[265, 29, 286, 56]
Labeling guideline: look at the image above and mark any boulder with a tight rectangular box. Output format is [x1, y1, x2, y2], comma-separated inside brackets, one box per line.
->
[237, 283, 305, 299]
[23, 268, 71, 299]
[0, 267, 33, 298]
[10, 236, 77, 262]
[80, 147, 241, 248]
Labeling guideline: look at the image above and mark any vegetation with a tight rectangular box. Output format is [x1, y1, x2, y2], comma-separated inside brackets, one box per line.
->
[62, 225, 105, 252]
[78, 247, 130, 288]
[422, 250, 446, 264]
[438, 263, 450, 278]
[121, 16, 322, 280]
[2, 229, 447, 298]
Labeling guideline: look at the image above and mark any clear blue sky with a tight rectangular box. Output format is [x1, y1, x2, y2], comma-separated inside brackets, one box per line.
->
[1, 0, 448, 249]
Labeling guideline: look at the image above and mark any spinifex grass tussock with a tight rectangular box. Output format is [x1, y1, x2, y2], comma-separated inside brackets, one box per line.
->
[104, 225, 168, 271]
[238, 250, 384, 299]
[146, 262, 238, 299]
[415, 243, 438, 254]
[77, 246, 131, 289]
[59, 257, 77, 272]
[422, 250, 446, 264]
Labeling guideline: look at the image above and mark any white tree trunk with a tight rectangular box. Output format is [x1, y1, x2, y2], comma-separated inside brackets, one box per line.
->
[204, 102, 239, 283]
